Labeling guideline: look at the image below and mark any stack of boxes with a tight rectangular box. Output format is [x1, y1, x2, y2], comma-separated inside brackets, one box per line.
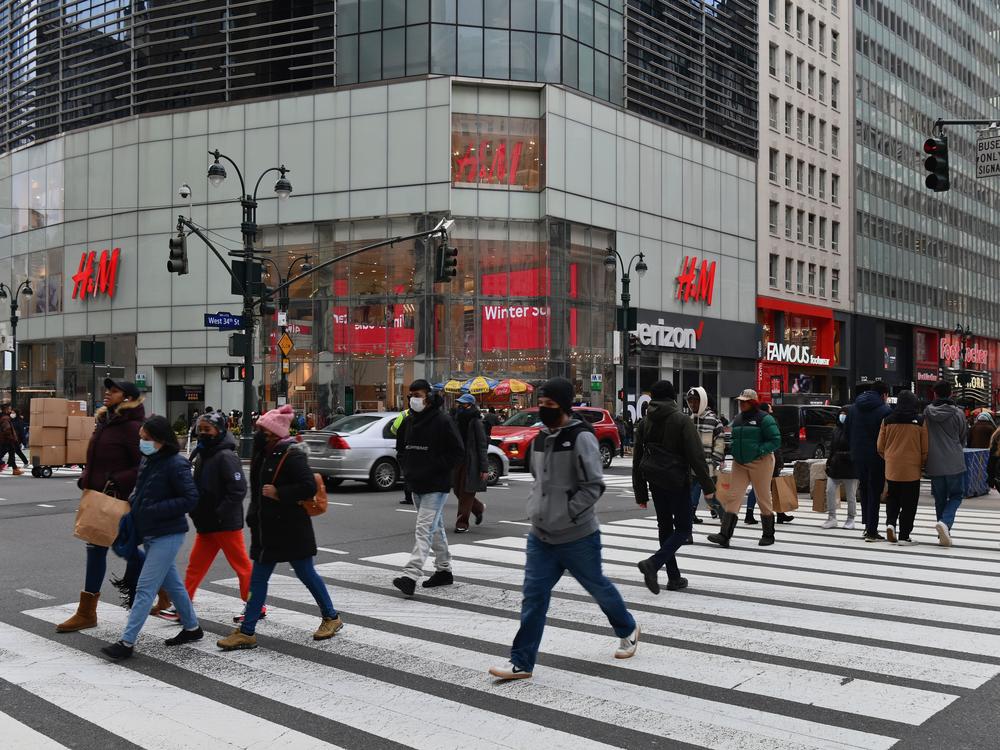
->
[29, 399, 93, 466]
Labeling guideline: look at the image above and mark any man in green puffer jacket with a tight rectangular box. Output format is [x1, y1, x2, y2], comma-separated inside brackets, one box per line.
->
[708, 389, 782, 548]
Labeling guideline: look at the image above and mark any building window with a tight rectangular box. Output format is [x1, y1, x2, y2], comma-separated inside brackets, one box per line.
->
[796, 210, 805, 241]
[784, 102, 793, 134]
[818, 21, 825, 53]
[769, 201, 779, 234]
[769, 0, 777, 22]
[785, 52, 793, 84]
[808, 165, 816, 196]
[796, 7, 804, 39]
[807, 15, 814, 46]
[819, 120, 827, 152]
[769, 254, 779, 287]
[831, 221, 840, 251]
[769, 149, 779, 182]
[832, 268, 840, 299]
[819, 217, 827, 247]
[769, 43, 778, 77]
[831, 126, 839, 156]
[831, 174, 840, 204]
[819, 168, 826, 200]
[796, 260, 804, 292]
[785, 258, 793, 291]
[784, 206, 793, 238]
[796, 160, 804, 191]
[808, 263, 816, 295]
[769, 96, 779, 129]
[819, 266, 827, 297]
[818, 71, 826, 102]
[796, 58, 804, 91]
[831, 30, 839, 60]
[831, 78, 839, 109]
[796, 108, 804, 141]
[807, 64, 815, 96]
[784, 155, 793, 187]
[808, 213, 816, 244]
[807, 114, 815, 146]
[784, 0, 793, 31]
[451, 114, 546, 191]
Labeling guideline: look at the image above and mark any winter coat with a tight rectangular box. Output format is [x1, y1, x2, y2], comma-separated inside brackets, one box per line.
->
[845, 391, 891, 466]
[189, 432, 248, 533]
[632, 398, 715, 506]
[0, 414, 17, 447]
[527, 418, 605, 544]
[877, 410, 927, 482]
[729, 408, 781, 466]
[923, 400, 968, 477]
[687, 386, 726, 477]
[128, 449, 199, 540]
[395, 397, 465, 494]
[11, 415, 25, 445]
[969, 417, 995, 449]
[825, 423, 856, 480]
[456, 407, 489, 493]
[247, 439, 318, 564]
[79, 398, 145, 499]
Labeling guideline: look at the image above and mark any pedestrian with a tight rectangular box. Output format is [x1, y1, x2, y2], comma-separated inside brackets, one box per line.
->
[489, 377, 639, 680]
[988, 425, 1000, 491]
[453, 393, 488, 534]
[0, 404, 23, 474]
[56, 379, 145, 633]
[821, 406, 858, 530]
[708, 389, 782, 548]
[614, 414, 627, 458]
[845, 380, 892, 542]
[484, 407, 502, 431]
[9, 406, 28, 469]
[151, 411, 252, 622]
[391, 380, 465, 596]
[390, 408, 414, 505]
[877, 391, 927, 545]
[969, 412, 995, 449]
[633, 381, 716, 594]
[100, 416, 203, 660]
[217, 404, 343, 651]
[685, 387, 725, 525]
[924, 380, 968, 547]
[743, 403, 791, 524]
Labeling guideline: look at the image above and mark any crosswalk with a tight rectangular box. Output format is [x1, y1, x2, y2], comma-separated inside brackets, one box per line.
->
[5, 503, 1000, 749]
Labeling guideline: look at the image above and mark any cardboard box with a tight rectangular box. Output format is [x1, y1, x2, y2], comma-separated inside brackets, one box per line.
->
[29, 427, 66, 448]
[29, 398, 68, 428]
[34, 445, 66, 466]
[770, 475, 800, 513]
[65, 439, 88, 465]
[67, 416, 94, 441]
[67, 401, 87, 416]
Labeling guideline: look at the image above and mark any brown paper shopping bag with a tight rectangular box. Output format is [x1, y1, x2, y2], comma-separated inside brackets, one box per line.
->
[73, 490, 130, 547]
[770, 475, 799, 513]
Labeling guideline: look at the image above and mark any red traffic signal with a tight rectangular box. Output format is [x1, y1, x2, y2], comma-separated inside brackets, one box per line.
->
[923, 136, 950, 192]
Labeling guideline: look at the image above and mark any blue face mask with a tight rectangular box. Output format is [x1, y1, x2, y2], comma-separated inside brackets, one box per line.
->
[139, 439, 158, 456]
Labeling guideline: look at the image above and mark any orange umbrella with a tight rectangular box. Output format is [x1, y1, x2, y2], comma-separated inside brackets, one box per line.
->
[492, 379, 533, 397]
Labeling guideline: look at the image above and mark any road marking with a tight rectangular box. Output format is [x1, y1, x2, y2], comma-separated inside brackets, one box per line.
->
[37, 504, 55, 508]
[16, 588, 54, 600]
[317, 547, 350, 555]
[327, 502, 353, 507]
[0, 710, 68, 749]
[395, 508, 417, 513]
[498, 520, 531, 526]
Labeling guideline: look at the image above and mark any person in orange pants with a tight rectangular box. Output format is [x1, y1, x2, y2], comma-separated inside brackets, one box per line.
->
[154, 412, 254, 623]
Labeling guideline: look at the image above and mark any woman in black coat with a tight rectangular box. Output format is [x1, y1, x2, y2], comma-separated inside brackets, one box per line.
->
[822, 407, 858, 530]
[217, 405, 342, 651]
[453, 394, 488, 533]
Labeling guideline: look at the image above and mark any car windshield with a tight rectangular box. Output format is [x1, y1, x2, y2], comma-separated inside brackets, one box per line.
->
[319, 415, 351, 432]
[325, 415, 381, 434]
[503, 410, 540, 427]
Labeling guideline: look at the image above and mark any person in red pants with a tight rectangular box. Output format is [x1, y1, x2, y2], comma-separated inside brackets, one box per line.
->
[155, 412, 253, 622]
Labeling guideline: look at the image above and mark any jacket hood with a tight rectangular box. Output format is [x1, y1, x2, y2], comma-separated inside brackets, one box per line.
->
[646, 399, 680, 421]
[976, 412, 995, 424]
[925, 401, 961, 422]
[686, 387, 708, 417]
[95, 396, 145, 422]
[855, 390, 887, 413]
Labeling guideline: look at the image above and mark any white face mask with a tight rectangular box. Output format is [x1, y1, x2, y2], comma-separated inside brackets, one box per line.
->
[409, 396, 426, 413]
[839, 414, 846, 424]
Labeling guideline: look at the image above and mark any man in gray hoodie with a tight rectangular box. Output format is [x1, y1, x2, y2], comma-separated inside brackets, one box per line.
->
[489, 377, 638, 681]
[924, 380, 968, 547]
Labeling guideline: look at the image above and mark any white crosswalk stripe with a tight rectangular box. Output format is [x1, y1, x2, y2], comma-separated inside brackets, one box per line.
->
[6, 502, 1000, 749]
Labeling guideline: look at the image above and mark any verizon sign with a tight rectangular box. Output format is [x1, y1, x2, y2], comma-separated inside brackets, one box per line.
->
[637, 320, 701, 350]
[765, 342, 831, 367]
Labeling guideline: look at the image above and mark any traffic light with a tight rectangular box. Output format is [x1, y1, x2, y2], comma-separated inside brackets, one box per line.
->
[434, 239, 458, 283]
[260, 289, 276, 316]
[238, 364, 250, 381]
[628, 333, 641, 356]
[923, 136, 950, 192]
[167, 231, 188, 275]
[221, 365, 236, 381]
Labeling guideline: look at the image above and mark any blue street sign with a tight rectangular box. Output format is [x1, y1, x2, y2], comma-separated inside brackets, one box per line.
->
[204, 312, 244, 330]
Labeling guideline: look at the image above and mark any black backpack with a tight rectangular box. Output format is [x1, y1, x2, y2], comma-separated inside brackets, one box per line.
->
[638, 415, 691, 489]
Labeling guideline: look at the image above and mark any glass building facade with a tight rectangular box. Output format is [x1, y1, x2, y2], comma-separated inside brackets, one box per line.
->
[854, 0, 1000, 337]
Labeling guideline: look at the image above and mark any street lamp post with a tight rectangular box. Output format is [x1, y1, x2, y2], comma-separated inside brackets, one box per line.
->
[261, 254, 312, 404]
[0, 280, 33, 409]
[604, 248, 647, 420]
[207, 149, 293, 458]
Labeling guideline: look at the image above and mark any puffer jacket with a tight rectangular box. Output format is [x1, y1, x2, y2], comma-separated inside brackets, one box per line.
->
[632, 398, 715, 506]
[846, 390, 891, 465]
[79, 398, 145, 498]
[456, 406, 489, 493]
[923, 400, 968, 477]
[190, 431, 247, 533]
[247, 439, 318, 563]
[877, 407, 927, 482]
[129, 449, 199, 539]
[825, 423, 856, 479]
[729, 408, 781, 466]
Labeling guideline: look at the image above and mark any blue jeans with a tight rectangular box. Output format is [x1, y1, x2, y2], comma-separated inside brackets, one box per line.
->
[240, 557, 337, 635]
[746, 489, 756, 512]
[85, 543, 143, 594]
[121, 533, 198, 645]
[651, 485, 693, 580]
[510, 531, 635, 672]
[403, 491, 451, 580]
[931, 473, 965, 530]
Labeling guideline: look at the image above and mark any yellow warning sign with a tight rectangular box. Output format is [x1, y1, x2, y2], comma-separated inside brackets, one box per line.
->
[278, 332, 294, 357]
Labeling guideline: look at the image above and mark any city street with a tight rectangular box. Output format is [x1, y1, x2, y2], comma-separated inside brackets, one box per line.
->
[3, 460, 1000, 749]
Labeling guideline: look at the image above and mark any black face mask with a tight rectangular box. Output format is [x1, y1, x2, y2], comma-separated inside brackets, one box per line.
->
[539, 406, 564, 429]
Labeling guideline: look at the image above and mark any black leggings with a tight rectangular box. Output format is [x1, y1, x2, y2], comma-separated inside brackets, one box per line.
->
[5, 444, 27, 468]
[885, 480, 920, 539]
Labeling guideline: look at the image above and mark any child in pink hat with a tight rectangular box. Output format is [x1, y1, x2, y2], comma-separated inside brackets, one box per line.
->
[255, 404, 295, 439]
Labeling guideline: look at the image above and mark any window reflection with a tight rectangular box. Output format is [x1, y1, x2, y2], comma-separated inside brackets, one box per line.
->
[451, 113, 545, 191]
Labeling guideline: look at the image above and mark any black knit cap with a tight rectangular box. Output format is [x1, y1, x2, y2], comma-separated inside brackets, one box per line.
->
[142, 415, 180, 453]
[650, 380, 676, 400]
[409, 378, 433, 393]
[538, 377, 574, 414]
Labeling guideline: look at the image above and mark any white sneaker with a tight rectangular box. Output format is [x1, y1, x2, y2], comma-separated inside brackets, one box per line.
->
[614, 625, 640, 659]
[935, 521, 952, 547]
[488, 661, 532, 680]
[885, 525, 897, 544]
[842, 518, 856, 530]
[821, 518, 838, 529]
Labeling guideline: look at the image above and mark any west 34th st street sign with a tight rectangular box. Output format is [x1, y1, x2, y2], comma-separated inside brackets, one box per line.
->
[975, 129, 1000, 178]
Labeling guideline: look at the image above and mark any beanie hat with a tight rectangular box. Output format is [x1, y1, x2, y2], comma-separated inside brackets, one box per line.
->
[650, 380, 676, 400]
[256, 404, 295, 439]
[538, 377, 574, 414]
[142, 415, 180, 453]
[409, 378, 432, 392]
[198, 410, 229, 434]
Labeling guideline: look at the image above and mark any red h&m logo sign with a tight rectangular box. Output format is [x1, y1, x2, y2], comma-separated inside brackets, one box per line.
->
[675, 256, 716, 305]
[72, 248, 121, 300]
[453, 141, 525, 186]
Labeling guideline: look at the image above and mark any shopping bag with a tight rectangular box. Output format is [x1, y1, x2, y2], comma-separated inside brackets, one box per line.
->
[716, 469, 739, 507]
[811, 478, 827, 514]
[73, 489, 130, 547]
[770, 475, 799, 513]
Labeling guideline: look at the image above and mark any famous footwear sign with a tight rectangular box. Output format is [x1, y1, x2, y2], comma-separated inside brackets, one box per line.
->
[764, 342, 831, 367]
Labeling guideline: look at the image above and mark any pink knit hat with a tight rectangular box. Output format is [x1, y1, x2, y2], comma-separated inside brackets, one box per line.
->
[256, 404, 295, 439]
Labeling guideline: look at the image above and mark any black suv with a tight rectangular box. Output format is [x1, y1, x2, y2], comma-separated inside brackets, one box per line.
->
[772, 404, 841, 460]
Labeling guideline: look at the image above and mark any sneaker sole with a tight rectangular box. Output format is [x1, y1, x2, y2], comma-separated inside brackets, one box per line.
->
[885, 527, 897, 544]
[936, 524, 952, 546]
[614, 625, 640, 659]
[489, 669, 532, 680]
[217, 642, 257, 651]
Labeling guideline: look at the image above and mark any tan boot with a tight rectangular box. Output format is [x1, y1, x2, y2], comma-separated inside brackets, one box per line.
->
[313, 616, 344, 641]
[217, 629, 257, 651]
[56, 592, 99, 632]
[149, 589, 171, 616]
[11, 467, 23, 476]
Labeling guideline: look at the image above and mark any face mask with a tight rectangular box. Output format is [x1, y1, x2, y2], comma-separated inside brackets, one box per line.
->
[409, 396, 426, 413]
[839, 414, 847, 424]
[139, 439, 157, 456]
[539, 406, 564, 429]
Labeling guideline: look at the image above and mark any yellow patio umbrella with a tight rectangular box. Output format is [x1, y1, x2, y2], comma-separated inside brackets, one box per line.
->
[464, 376, 498, 395]
[443, 379, 465, 393]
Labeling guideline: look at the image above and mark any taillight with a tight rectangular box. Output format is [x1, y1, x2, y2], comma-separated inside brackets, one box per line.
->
[328, 434, 350, 450]
[799, 427, 807, 441]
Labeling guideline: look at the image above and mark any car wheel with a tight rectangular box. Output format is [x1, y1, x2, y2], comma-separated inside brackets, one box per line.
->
[600, 441, 614, 468]
[323, 476, 343, 489]
[369, 458, 399, 491]
[487, 455, 502, 486]
[812, 445, 826, 460]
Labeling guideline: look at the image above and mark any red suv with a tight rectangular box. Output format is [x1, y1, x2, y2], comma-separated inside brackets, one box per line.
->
[490, 407, 622, 470]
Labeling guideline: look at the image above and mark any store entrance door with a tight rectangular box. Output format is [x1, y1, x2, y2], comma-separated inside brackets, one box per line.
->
[166, 385, 205, 432]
